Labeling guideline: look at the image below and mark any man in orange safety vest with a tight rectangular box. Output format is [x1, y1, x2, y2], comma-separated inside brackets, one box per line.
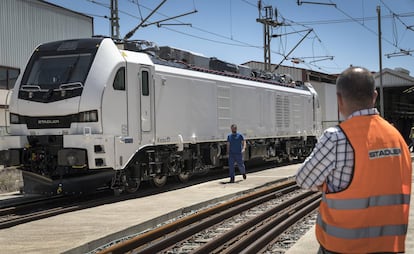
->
[296, 66, 412, 253]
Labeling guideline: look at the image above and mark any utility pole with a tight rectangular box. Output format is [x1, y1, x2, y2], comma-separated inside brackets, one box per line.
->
[110, 0, 120, 39]
[377, 5, 384, 117]
[256, 1, 283, 72]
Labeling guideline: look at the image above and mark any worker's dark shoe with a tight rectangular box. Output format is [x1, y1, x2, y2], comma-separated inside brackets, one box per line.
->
[229, 178, 235, 183]
[243, 174, 247, 180]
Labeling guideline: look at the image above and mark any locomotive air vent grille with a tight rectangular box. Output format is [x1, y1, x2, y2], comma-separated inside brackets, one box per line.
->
[217, 86, 231, 129]
[275, 94, 283, 128]
[283, 95, 290, 128]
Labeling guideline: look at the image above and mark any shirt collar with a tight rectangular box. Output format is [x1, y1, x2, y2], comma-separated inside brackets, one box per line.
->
[347, 108, 379, 120]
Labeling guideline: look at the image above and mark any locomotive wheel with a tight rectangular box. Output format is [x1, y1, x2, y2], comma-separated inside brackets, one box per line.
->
[176, 172, 191, 183]
[125, 178, 141, 193]
[151, 175, 167, 188]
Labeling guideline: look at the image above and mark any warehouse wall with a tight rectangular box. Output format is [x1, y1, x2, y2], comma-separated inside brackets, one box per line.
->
[0, 0, 93, 70]
[0, 0, 93, 132]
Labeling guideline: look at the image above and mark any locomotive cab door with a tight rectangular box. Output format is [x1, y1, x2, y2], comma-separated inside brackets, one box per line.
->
[139, 66, 154, 142]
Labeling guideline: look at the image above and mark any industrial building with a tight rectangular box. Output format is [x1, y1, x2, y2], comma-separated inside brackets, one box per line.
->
[375, 67, 414, 140]
[0, 0, 93, 130]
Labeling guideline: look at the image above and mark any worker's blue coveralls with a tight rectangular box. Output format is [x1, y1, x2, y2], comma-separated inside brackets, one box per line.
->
[227, 132, 246, 182]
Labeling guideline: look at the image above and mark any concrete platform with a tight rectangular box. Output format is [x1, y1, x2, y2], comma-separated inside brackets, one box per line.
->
[0, 164, 299, 254]
[286, 166, 414, 254]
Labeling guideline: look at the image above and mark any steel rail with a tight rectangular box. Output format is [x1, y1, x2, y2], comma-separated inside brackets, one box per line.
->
[225, 193, 321, 254]
[97, 180, 298, 254]
[190, 191, 319, 254]
[135, 185, 299, 254]
[0, 191, 113, 229]
[0, 196, 65, 215]
[253, 198, 321, 254]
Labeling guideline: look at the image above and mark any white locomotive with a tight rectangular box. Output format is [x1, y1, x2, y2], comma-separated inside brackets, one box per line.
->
[0, 38, 322, 195]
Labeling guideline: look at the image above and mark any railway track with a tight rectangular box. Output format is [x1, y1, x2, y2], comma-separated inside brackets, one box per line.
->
[0, 191, 116, 229]
[0, 167, 246, 230]
[0, 162, 289, 230]
[96, 180, 321, 254]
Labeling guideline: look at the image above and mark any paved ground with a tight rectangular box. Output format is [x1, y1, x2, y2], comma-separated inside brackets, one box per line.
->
[1, 162, 413, 254]
[0, 164, 298, 254]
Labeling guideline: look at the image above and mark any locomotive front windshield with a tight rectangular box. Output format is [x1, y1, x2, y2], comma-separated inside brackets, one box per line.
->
[25, 53, 92, 88]
[18, 52, 94, 103]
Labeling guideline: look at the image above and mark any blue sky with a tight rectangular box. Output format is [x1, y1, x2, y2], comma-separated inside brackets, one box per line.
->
[47, 0, 414, 75]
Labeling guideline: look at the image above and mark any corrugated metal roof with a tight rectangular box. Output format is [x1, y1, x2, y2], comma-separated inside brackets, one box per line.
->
[374, 68, 414, 88]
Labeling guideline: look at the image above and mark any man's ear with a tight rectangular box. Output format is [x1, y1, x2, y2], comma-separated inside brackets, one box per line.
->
[337, 92, 343, 108]
[373, 90, 378, 104]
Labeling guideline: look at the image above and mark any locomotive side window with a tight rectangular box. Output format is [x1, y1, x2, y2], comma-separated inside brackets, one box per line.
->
[141, 70, 149, 96]
[113, 67, 125, 90]
[0, 67, 20, 90]
[0, 68, 7, 89]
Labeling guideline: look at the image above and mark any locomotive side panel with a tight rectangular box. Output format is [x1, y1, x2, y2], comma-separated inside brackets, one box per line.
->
[153, 69, 219, 145]
[153, 66, 316, 146]
[229, 84, 261, 139]
[289, 94, 314, 137]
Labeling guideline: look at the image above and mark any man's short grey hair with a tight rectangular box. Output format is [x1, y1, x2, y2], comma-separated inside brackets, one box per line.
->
[231, 124, 237, 129]
[336, 66, 376, 108]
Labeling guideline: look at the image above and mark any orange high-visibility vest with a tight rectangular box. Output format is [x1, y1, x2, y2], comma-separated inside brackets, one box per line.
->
[316, 115, 412, 253]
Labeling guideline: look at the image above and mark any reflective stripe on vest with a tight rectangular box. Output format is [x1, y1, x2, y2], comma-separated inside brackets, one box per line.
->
[317, 215, 408, 239]
[322, 193, 410, 210]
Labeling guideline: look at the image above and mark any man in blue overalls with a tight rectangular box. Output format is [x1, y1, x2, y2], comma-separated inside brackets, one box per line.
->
[226, 124, 247, 183]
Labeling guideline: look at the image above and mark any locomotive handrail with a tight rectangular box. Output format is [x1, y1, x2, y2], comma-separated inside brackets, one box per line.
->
[20, 85, 42, 91]
[59, 82, 83, 91]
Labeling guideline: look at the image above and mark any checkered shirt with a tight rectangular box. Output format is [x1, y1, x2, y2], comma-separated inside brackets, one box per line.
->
[296, 108, 380, 192]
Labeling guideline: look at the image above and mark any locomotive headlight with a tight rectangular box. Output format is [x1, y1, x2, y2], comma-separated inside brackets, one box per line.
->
[58, 149, 86, 167]
[66, 154, 77, 166]
[78, 110, 98, 122]
[10, 113, 21, 124]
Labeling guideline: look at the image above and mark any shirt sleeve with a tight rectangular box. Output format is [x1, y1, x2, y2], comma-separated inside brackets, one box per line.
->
[295, 128, 338, 191]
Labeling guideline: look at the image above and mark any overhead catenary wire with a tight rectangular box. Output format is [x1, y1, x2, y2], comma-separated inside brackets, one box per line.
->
[328, 0, 409, 53]
[84, 0, 412, 73]
[277, 12, 338, 72]
[291, 12, 414, 26]
[380, 0, 414, 32]
[379, 0, 413, 58]
[83, 0, 336, 72]
[124, 0, 167, 40]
